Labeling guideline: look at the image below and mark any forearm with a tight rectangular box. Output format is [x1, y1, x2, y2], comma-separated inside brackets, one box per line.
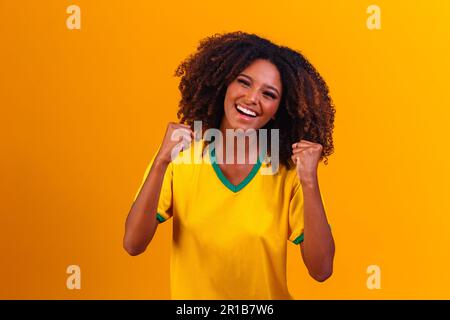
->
[123, 158, 168, 255]
[301, 176, 335, 281]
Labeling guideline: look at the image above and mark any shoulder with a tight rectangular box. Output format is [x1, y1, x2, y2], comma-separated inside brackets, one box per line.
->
[170, 139, 210, 174]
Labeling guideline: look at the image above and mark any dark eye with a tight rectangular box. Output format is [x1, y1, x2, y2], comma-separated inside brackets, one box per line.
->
[263, 92, 276, 99]
[237, 79, 250, 86]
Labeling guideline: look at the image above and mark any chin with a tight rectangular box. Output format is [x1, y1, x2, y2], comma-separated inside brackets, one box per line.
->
[231, 122, 259, 131]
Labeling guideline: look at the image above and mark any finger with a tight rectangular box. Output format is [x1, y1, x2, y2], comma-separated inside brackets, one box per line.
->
[300, 141, 323, 151]
[292, 148, 304, 154]
[298, 141, 312, 147]
[171, 143, 184, 155]
[176, 128, 193, 136]
[293, 146, 311, 153]
[176, 125, 192, 134]
[292, 141, 310, 149]
[170, 127, 192, 146]
[180, 136, 192, 152]
[292, 144, 311, 152]
[180, 134, 192, 143]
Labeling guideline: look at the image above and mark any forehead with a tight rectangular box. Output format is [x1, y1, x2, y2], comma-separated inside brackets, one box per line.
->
[240, 59, 282, 88]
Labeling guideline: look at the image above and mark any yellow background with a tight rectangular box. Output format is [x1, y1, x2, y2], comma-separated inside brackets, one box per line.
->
[1, 0, 449, 299]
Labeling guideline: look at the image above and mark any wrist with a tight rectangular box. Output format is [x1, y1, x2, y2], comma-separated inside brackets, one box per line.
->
[154, 154, 171, 167]
[300, 174, 319, 189]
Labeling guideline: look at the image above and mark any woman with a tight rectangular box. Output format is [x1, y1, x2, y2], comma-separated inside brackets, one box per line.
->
[123, 31, 336, 299]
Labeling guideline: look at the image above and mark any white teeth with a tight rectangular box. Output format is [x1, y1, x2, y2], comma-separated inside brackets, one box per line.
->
[236, 104, 257, 117]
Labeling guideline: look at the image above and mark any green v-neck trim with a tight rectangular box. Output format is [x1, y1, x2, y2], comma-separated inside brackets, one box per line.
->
[209, 146, 264, 193]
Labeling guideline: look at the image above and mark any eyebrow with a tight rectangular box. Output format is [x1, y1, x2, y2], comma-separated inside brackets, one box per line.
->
[238, 73, 281, 96]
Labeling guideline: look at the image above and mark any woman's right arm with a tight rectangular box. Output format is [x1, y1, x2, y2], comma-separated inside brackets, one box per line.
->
[123, 123, 193, 256]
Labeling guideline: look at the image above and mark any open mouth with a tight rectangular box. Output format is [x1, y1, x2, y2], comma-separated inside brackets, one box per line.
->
[235, 104, 257, 118]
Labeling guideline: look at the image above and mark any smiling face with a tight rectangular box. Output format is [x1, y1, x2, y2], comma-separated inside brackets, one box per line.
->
[220, 59, 283, 132]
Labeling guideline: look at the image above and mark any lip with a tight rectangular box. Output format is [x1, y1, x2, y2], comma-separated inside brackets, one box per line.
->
[235, 104, 259, 120]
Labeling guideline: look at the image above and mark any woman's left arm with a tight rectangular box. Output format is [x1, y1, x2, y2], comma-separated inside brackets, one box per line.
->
[292, 140, 335, 282]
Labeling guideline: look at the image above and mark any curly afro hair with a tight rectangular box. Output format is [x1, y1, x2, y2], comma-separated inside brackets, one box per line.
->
[174, 31, 335, 169]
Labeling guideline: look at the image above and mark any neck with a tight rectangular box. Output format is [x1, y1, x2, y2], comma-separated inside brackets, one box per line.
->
[218, 120, 259, 165]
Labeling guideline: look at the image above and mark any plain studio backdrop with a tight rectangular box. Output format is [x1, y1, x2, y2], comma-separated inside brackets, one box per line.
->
[1, 0, 449, 299]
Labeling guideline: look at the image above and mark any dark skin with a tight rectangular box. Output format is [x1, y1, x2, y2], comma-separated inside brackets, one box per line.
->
[123, 122, 193, 256]
[218, 59, 335, 282]
[124, 58, 335, 282]
[175, 31, 336, 170]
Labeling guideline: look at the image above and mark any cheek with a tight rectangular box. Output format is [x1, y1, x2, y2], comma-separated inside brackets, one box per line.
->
[224, 85, 240, 112]
[263, 101, 280, 118]
[226, 83, 246, 99]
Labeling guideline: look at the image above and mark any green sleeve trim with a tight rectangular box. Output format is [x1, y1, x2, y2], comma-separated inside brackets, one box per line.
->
[156, 212, 166, 223]
[293, 233, 304, 245]
[292, 224, 332, 245]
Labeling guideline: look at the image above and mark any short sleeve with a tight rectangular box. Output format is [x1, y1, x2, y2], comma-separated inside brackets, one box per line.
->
[288, 179, 305, 245]
[287, 176, 330, 245]
[133, 152, 173, 224]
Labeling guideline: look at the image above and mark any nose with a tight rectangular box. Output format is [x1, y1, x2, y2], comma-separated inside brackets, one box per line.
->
[244, 88, 258, 105]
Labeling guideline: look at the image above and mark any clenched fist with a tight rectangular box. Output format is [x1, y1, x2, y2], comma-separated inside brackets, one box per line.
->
[155, 122, 194, 165]
[291, 140, 323, 186]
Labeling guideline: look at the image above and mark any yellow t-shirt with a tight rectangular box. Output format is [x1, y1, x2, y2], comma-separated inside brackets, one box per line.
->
[133, 139, 305, 299]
